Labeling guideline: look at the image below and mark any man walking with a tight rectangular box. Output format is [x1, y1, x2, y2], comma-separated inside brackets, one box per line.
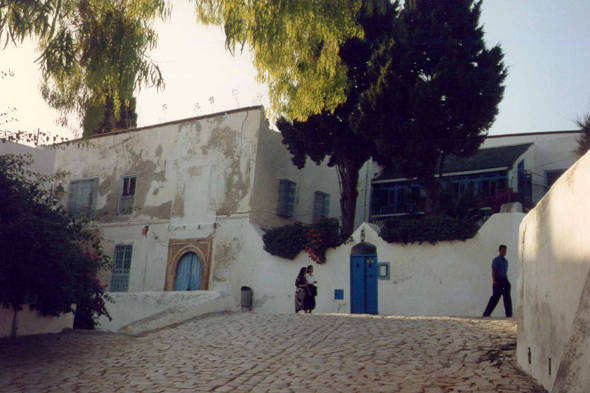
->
[483, 245, 513, 317]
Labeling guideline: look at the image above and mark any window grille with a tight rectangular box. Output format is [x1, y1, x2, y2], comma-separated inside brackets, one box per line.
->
[277, 179, 296, 218]
[110, 245, 132, 292]
[313, 191, 330, 222]
[67, 178, 99, 218]
[118, 176, 137, 215]
[545, 170, 566, 192]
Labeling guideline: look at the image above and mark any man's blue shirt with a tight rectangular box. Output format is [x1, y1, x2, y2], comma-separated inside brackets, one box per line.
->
[492, 256, 508, 278]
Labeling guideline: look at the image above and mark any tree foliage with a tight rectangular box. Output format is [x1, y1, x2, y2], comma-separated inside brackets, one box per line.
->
[357, 0, 507, 213]
[193, 0, 366, 121]
[277, 1, 398, 237]
[574, 110, 590, 157]
[1, 0, 171, 137]
[0, 153, 112, 324]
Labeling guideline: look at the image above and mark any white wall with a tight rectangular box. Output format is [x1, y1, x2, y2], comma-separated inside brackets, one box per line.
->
[0, 140, 56, 177]
[97, 291, 229, 332]
[517, 151, 590, 391]
[250, 121, 369, 230]
[51, 107, 354, 299]
[220, 212, 523, 318]
[0, 305, 74, 338]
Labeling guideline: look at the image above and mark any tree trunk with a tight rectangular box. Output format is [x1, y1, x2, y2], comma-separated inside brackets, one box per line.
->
[11, 307, 18, 338]
[422, 177, 441, 215]
[336, 158, 364, 239]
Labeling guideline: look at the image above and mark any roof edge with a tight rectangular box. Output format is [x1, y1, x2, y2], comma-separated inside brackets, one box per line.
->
[487, 130, 580, 139]
[53, 105, 264, 146]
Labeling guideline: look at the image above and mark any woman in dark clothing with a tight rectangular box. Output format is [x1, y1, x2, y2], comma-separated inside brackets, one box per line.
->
[295, 267, 310, 313]
[303, 265, 317, 313]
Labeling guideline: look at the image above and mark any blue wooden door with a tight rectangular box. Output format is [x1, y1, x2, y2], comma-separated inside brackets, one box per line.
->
[350, 254, 378, 314]
[174, 252, 202, 291]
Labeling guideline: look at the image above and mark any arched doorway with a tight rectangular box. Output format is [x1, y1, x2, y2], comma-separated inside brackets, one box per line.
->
[350, 242, 378, 314]
[174, 252, 202, 291]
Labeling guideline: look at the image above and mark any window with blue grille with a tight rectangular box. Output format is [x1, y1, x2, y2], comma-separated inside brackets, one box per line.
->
[67, 178, 99, 218]
[110, 245, 133, 292]
[313, 191, 330, 222]
[277, 179, 296, 218]
[118, 175, 137, 215]
[545, 169, 566, 193]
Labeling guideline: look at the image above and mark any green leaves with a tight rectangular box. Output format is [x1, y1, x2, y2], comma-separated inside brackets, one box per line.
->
[262, 217, 343, 263]
[380, 214, 480, 245]
[0, 153, 112, 321]
[193, 0, 364, 121]
[357, 0, 507, 213]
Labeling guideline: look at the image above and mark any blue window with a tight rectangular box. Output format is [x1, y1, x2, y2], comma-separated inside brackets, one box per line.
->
[118, 175, 137, 215]
[110, 245, 132, 292]
[334, 289, 344, 300]
[313, 191, 330, 222]
[67, 178, 99, 218]
[545, 169, 566, 193]
[371, 181, 422, 216]
[371, 170, 509, 218]
[277, 179, 296, 218]
[378, 262, 391, 280]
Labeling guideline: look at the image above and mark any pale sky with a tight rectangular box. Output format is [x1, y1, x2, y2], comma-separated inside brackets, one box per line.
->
[1, 0, 590, 142]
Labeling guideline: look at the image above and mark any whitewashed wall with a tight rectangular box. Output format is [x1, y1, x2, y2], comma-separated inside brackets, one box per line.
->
[222, 212, 524, 317]
[517, 150, 590, 391]
[0, 141, 56, 176]
[483, 131, 581, 204]
[51, 106, 360, 298]
[0, 305, 74, 338]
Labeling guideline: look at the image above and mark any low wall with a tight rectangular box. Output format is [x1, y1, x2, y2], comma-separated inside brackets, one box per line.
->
[98, 291, 231, 332]
[218, 212, 524, 318]
[0, 304, 74, 338]
[517, 151, 590, 391]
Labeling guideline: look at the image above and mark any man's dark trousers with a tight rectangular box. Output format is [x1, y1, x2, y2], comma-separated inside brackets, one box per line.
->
[483, 278, 513, 317]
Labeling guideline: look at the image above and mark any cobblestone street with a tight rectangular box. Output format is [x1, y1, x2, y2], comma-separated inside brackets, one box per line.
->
[0, 313, 546, 393]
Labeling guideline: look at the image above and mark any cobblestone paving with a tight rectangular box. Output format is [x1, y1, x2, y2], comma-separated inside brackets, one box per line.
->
[0, 313, 546, 393]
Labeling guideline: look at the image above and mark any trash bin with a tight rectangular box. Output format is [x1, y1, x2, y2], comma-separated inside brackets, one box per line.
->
[241, 286, 253, 311]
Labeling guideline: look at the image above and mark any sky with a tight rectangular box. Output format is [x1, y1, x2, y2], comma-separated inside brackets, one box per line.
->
[1, 0, 590, 142]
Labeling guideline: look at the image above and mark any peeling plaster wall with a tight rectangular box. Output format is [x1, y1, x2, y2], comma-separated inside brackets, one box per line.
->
[250, 118, 369, 230]
[218, 213, 523, 317]
[52, 108, 265, 292]
[517, 151, 590, 391]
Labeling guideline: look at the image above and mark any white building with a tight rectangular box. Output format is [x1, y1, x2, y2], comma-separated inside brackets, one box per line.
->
[48, 106, 368, 315]
[370, 130, 581, 219]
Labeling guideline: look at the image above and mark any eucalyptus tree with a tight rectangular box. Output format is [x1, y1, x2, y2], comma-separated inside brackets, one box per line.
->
[193, 0, 371, 121]
[1, 0, 171, 137]
[277, 1, 399, 238]
[574, 110, 590, 157]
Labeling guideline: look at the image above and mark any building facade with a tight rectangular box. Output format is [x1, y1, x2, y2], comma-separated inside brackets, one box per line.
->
[370, 131, 581, 219]
[50, 106, 369, 307]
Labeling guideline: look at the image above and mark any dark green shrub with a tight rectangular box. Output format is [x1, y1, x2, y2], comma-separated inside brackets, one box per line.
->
[0, 153, 112, 329]
[380, 214, 479, 245]
[262, 222, 306, 260]
[263, 217, 344, 263]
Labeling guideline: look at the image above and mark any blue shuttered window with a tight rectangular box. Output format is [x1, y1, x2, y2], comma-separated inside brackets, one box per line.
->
[67, 178, 99, 218]
[110, 245, 132, 292]
[277, 179, 296, 218]
[118, 175, 137, 215]
[313, 191, 330, 222]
